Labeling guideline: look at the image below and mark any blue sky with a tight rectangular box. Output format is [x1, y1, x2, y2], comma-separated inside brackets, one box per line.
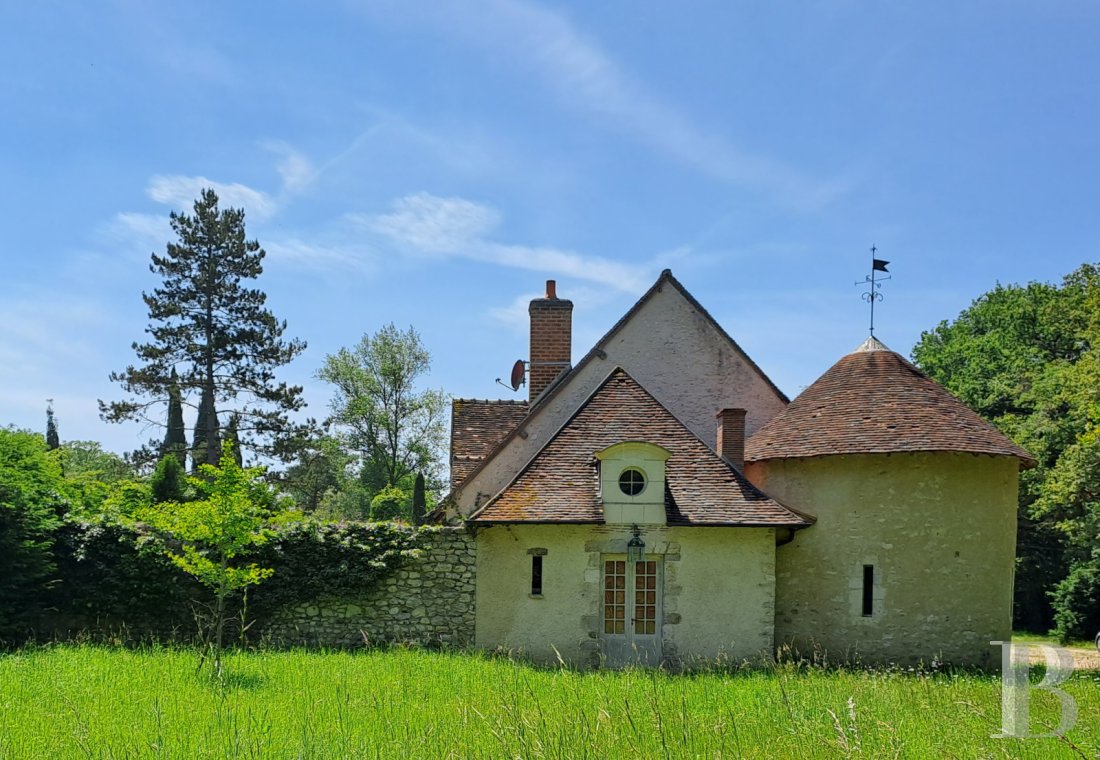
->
[2, 1, 1098, 456]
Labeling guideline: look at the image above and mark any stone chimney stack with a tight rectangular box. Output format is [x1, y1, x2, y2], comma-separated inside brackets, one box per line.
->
[716, 408, 747, 471]
[529, 280, 573, 401]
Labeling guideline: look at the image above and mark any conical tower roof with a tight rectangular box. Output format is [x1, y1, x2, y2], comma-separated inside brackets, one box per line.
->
[744, 337, 1035, 466]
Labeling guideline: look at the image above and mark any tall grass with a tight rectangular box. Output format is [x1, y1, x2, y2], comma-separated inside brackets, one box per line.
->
[0, 645, 1096, 758]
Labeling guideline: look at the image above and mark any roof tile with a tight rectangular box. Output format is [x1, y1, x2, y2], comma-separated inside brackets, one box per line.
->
[470, 369, 811, 526]
[744, 338, 1035, 466]
[450, 399, 529, 488]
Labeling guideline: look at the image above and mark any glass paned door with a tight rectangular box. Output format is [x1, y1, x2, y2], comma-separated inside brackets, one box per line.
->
[601, 557, 662, 666]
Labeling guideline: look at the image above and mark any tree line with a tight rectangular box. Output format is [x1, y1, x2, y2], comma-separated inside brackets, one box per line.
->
[912, 262, 1100, 640]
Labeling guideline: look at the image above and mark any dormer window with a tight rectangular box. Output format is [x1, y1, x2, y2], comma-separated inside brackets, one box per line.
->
[618, 468, 646, 496]
[596, 441, 670, 525]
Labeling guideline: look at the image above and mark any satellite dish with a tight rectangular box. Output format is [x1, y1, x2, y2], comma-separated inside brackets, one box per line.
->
[510, 359, 526, 391]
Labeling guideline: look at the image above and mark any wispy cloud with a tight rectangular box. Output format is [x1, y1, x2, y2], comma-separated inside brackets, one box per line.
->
[358, 0, 849, 210]
[488, 291, 540, 332]
[370, 193, 500, 252]
[264, 237, 377, 275]
[261, 140, 317, 193]
[146, 175, 278, 219]
[364, 192, 651, 291]
[100, 212, 172, 258]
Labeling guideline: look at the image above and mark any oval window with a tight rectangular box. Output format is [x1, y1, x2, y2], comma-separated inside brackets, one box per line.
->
[618, 467, 646, 496]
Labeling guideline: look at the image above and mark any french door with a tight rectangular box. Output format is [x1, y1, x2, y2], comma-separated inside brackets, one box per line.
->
[601, 556, 662, 667]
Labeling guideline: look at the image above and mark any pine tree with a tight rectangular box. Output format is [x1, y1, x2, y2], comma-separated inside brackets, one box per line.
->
[45, 400, 60, 451]
[411, 472, 426, 525]
[101, 188, 307, 467]
[163, 369, 187, 468]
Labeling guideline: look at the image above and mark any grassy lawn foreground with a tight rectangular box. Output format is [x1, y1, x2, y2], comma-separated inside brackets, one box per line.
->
[0, 646, 1097, 758]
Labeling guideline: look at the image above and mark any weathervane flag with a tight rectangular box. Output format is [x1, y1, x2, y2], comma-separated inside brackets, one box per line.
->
[872, 258, 890, 272]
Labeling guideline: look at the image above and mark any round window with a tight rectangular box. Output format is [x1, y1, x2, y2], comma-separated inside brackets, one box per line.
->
[618, 468, 646, 496]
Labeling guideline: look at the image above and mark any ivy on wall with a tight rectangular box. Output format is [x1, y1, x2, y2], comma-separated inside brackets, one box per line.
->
[41, 515, 432, 644]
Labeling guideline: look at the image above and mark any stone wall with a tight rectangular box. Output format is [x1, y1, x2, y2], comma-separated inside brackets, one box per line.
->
[262, 528, 475, 648]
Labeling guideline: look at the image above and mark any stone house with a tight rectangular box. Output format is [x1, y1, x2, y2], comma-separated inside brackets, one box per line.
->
[448, 270, 1033, 668]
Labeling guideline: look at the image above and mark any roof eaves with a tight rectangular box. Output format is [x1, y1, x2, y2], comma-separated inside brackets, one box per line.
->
[467, 517, 604, 525]
[745, 447, 1036, 469]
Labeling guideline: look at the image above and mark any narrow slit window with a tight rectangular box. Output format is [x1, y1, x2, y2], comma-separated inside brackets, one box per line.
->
[862, 565, 874, 617]
[531, 555, 543, 596]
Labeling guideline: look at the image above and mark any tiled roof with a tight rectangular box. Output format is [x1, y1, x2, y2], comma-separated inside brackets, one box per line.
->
[450, 399, 529, 488]
[470, 369, 812, 526]
[744, 337, 1036, 466]
[451, 269, 788, 496]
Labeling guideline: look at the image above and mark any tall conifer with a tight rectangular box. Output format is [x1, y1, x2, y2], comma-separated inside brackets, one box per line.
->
[45, 401, 60, 451]
[411, 472, 426, 526]
[163, 369, 187, 468]
[101, 189, 306, 466]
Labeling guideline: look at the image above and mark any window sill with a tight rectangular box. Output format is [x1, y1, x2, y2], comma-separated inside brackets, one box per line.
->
[528, 593, 544, 600]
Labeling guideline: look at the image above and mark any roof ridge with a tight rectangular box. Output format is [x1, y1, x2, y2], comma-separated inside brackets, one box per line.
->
[452, 269, 788, 496]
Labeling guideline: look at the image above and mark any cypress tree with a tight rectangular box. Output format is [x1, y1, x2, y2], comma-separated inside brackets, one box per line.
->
[192, 385, 220, 473]
[101, 188, 306, 467]
[225, 413, 243, 467]
[45, 401, 60, 451]
[411, 472, 426, 525]
[163, 369, 187, 468]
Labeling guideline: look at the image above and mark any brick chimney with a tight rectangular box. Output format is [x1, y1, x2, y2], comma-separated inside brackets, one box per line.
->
[529, 280, 573, 401]
[716, 408, 747, 471]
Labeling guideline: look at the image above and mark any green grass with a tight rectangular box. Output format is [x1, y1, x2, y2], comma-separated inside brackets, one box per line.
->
[0, 646, 1097, 759]
[1013, 631, 1097, 651]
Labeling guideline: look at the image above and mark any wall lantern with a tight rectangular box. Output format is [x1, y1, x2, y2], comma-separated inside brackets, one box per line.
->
[626, 524, 646, 563]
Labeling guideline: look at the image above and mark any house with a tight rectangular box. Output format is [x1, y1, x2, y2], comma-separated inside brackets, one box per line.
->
[447, 271, 1033, 668]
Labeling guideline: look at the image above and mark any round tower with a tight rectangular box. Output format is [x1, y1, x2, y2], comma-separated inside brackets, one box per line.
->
[744, 337, 1034, 667]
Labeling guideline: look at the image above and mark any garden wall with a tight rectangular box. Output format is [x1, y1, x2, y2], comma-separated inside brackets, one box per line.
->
[262, 528, 475, 648]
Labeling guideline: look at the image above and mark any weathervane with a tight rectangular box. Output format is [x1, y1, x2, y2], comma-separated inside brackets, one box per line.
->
[855, 246, 890, 337]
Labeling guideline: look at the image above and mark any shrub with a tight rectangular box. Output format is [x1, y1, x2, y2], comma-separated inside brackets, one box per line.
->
[150, 454, 186, 504]
[370, 486, 409, 522]
[0, 429, 64, 642]
[1050, 561, 1100, 642]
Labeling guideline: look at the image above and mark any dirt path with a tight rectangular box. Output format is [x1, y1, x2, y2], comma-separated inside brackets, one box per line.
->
[1022, 644, 1100, 670]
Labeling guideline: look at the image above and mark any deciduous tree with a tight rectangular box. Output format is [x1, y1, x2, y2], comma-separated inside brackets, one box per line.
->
[0, 428, 63, 641]
[318, 324, 447, 499]
[138, 442, 280, 674]
[912, 263, 1100, 636]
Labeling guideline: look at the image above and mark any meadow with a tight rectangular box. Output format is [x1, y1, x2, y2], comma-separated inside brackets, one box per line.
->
[0, 645, 1096, 759]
